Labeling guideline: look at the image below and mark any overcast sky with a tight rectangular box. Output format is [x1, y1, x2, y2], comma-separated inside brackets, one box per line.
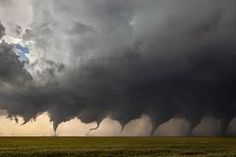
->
[0, 0, 236, 136]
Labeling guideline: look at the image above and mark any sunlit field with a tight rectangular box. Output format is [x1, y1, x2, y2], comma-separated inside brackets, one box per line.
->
[0, 137, 235, 157]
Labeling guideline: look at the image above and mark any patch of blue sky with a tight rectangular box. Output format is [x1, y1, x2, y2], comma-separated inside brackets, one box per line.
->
[12, 43, 30, 62]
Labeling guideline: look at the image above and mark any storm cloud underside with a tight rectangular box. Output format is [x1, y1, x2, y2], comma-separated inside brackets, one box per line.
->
[0, 0, 236, 135]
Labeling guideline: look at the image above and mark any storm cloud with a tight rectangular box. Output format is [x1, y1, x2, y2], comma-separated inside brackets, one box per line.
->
[0, 22, 5, 39]
[0, 23, 32, 86]
[0, 0, 236, 135]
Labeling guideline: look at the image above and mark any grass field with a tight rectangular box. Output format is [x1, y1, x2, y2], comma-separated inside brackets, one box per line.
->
[0, 137, 235, 157]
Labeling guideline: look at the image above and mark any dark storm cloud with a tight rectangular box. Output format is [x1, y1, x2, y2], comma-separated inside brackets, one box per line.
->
[1, 0, 236, 135]
[0, 22, 32, 87]
[0, 22, 5, 39]
[0, 41, 32, 86]
[27, 59, 66, 85]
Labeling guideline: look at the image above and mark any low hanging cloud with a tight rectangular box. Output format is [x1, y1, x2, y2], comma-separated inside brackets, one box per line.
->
[121, 115, 152, 136]
[227, 118, 236, 136]
[154, 118, 190, 136]
[0, 0, 236, 136]
[192, 116, 222, 136]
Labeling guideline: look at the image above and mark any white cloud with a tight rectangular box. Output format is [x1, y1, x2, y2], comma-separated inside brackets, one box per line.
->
[0, 0, 33, 36]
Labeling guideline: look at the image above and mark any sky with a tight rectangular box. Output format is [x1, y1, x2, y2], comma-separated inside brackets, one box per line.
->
[0, 0, 236, 136]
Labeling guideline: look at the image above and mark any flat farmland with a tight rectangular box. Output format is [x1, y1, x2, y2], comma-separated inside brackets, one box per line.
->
[0, 137, 235, 157]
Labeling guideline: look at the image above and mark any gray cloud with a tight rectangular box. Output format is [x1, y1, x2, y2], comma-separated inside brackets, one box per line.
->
[0, 22, 5, 39]
[192, 116, 222, 136]
[0, 41, 32, 86]
[227, 118, 236, 136]
[154, 118, 190, 136]
[1, 0, 236, 135]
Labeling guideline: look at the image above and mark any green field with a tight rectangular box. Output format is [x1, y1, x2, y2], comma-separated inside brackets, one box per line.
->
[0, 137, 235, 157]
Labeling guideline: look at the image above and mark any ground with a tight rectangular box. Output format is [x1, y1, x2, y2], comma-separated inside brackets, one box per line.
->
[0, 137, 235, 157]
